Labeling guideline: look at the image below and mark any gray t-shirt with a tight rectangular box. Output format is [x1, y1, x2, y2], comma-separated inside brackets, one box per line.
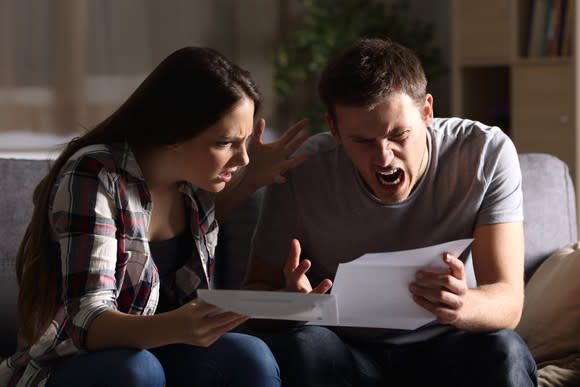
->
[252, 117, 523, 343]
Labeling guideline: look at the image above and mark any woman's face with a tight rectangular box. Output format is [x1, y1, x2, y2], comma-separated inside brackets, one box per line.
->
[173, 97, 254, 192]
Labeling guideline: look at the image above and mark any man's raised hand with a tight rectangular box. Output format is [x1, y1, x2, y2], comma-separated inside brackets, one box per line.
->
[283, 238, 332, 294]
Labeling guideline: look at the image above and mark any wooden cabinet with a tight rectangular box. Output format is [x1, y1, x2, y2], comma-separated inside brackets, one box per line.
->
[452, 0, 579, 219]
[512, 62, 574, 169]
[455, 0, 515, 64]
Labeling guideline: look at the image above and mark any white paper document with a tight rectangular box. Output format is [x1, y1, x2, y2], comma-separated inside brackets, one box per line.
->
[198, 238, 472, 330]
[324, 238, 474, 330]
[197, 289, 339, 324]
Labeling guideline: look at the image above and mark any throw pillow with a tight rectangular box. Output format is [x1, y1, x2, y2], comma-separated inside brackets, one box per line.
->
[516, 242, 580, 364]
[537, 354, 580, 387]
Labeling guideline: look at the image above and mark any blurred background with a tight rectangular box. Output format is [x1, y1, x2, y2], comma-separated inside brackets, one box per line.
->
[0, 0, 450, 140]
[1, 0, 577, 192]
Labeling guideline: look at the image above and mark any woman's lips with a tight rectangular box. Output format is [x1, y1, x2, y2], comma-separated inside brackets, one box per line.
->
[218, 171, 234, 183]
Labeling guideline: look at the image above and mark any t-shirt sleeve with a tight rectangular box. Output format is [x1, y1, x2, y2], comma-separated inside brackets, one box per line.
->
[477, 134, 524, 225]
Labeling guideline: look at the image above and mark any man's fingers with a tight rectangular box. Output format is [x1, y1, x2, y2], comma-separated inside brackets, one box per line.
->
[283, 238, 302, 273]
[444, 253, 464, 279]
[286, 132, 311, 156]
[410, 283, 462, 307]
[293, 259, 311, 278]
[413, 270, 466, 297]
[312, 279, 333, 294]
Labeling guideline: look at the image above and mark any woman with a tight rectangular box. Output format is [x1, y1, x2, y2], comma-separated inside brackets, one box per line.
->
[0, 47, 307, 387]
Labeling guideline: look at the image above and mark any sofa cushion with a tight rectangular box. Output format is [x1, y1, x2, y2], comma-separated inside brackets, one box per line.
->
[516, 242, 580, 365]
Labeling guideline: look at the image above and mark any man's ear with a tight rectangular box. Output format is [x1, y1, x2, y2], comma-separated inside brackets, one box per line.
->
[326, 113, 341, 142]
[422, 94, 434, 126]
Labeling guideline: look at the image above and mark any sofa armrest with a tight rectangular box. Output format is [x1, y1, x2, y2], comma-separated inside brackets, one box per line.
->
[519, 153, 578, 280]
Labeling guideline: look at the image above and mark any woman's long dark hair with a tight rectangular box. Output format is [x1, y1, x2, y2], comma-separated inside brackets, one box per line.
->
[16, 47, 260, 343]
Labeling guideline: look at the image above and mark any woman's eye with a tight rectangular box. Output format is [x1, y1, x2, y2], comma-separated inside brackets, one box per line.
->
[216, 141, 232, 148]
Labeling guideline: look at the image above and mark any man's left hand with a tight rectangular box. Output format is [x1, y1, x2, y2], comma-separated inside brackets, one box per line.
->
[409, 253, 468, 325]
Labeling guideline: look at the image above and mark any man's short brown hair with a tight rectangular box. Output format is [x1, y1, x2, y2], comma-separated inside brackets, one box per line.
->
[318, 38, 427, 121]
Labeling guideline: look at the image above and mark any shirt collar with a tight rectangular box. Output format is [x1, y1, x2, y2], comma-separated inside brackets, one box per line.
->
[109, 142, 145, 181]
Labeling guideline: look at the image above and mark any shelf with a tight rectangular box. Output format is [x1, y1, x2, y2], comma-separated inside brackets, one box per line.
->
[514, 56, 573, 65]
[452, 0, 579, 229]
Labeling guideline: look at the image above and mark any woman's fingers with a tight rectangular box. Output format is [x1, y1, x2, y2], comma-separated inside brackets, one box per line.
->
[252, 118, 266, 144]
[279, 118, 309, 145]
[285, 132, 311, 156]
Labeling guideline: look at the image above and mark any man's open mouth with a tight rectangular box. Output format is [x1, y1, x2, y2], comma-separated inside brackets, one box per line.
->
[377, 168, 403, 185]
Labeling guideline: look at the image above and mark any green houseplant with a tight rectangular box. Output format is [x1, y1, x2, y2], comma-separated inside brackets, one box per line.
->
[274, 0, 446, 133]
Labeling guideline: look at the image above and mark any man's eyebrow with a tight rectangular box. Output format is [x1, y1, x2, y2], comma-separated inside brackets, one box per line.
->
[390, 126, 412, 132]
[348, 134, 374, 141]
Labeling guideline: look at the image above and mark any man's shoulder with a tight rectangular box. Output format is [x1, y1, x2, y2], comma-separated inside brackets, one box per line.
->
[431, 117, 507, 139]
[295, 131, 339, 156]
[430, 117, 513, 153]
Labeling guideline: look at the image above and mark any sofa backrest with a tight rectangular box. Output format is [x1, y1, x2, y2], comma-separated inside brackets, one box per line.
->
[0, 153, 577, 357]
[0, 158, 52, 357]
[519, 153, 578, 279]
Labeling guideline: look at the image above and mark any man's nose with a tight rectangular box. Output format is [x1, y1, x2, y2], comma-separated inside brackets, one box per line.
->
[374, 139, 394, 166]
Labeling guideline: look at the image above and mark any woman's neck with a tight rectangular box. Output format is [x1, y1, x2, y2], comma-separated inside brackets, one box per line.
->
[132, 144, 179, 192]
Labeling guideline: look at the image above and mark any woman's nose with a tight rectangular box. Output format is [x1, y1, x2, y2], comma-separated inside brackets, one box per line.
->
[236, 144, 250, 167]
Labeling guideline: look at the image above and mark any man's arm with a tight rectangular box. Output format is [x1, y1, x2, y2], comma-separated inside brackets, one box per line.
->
[466, 221, 525, 329]
[411, 221, 525, 331]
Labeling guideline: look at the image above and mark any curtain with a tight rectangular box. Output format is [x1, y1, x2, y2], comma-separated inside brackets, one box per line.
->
[0, 0, 279, 136]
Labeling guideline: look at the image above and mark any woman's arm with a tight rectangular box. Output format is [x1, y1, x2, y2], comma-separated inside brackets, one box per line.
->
[86, 301, 247, 350]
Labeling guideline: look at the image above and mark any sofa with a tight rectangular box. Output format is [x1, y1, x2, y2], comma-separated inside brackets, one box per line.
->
[1, 153, 579, 385]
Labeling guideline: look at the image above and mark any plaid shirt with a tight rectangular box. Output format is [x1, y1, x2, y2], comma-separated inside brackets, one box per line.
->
[0, 143, 218, 386]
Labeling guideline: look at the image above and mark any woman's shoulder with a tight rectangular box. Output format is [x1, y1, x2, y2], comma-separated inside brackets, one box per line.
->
[55, 144, 123, 194]
[62, 143, 135, 178]
[67, 144, 114, 165]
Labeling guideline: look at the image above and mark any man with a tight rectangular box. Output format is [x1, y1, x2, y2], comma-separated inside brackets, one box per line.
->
[244, 38, 536, 386]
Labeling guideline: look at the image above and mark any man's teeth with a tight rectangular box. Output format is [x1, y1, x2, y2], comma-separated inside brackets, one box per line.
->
[377, 169, 401, 185]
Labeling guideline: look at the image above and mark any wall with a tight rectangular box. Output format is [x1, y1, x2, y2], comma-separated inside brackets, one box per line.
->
[0, 0, 451, 135]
